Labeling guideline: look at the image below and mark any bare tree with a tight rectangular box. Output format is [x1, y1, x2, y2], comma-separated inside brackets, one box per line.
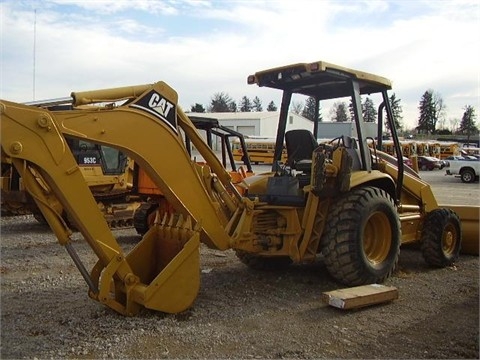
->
[290, 101, 303, 114]
[208, 92, 235, 112]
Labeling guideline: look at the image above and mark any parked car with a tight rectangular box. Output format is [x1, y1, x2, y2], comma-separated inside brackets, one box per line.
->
[403, 157, 413, 167]
[446, 157, 480, 183]
[417, 156, 443, 170]
[445, 155, 478, 167]
[446, 155, 467, 161]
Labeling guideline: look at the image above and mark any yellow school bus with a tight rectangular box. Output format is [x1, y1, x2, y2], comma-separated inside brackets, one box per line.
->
[232, 137, 287, 164]
[439, 142, 460, 159]
[380, 140, 396, 156]
[427, 141, 442, 158]
[400, 141, 417, 158]
[381, 140, 417, 158]
[415, 141, 429, 156]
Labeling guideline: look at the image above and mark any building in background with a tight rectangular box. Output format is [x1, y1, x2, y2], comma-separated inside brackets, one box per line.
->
[316, 121, 378, 141]
[189, 112, 377, 140]
[188, 111, 313, 138]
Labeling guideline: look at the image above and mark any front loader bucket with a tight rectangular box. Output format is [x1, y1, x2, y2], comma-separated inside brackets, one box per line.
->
[126, 215, 201, 313]
[443, 205, 479, 255]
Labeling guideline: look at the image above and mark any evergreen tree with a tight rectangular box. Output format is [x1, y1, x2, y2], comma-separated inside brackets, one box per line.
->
[348, 98, 356, 121]
[331, 102, 348, 122]
[301, 97, 316, 121]
[417, 90, 445, 134]
[362, 97, 377, 123]
[267, 101, 277, 111]
[229, 101, 237, 112]
[417, 91, 433, 133]
[239, 96, 252, 112]
[301, 96, 322, 122]
[458, 105, 478, 138]
[253, 96, 263, 112]
[388, 93, 403, 131]
[208, 92, 235, 112]
[190, 103, 205, 113]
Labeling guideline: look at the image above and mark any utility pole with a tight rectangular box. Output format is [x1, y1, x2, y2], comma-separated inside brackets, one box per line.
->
[33, 9, 37, 100]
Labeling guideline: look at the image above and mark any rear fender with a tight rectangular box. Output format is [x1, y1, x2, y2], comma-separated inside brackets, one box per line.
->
[350, 171, 396, 201]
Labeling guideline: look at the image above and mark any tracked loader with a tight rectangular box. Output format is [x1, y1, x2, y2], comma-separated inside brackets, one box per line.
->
[1, 98, 142, 229]
[1, 60, 478, 316]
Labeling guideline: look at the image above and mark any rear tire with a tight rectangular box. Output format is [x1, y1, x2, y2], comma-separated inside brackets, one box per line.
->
[421, 208, 461, 267]
[460, 169, 475, 183]
[321, 186, 401, 286]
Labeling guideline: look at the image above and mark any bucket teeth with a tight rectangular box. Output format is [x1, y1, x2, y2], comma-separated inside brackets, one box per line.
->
[158, 213, 196, 245]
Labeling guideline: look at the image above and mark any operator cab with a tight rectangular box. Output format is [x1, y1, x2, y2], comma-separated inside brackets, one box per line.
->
[247, 60, 404, 202]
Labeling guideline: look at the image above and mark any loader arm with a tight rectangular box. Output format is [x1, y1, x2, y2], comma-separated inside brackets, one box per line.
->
[0, 81, 242, 315]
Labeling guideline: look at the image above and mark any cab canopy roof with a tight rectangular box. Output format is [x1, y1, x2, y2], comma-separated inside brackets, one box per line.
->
[189, 115, 221, 129]
[248, 60, 392, 101]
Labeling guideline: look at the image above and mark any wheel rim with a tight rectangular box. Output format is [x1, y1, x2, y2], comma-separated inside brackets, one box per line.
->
[363, 211, 392, 265]
[442, 223, 458, 256]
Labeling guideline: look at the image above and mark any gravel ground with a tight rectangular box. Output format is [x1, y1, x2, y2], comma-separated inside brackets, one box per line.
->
[1, 170, 479, 359]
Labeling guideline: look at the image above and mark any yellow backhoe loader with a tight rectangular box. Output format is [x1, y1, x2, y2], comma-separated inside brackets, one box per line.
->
[1, 60, 478, 317]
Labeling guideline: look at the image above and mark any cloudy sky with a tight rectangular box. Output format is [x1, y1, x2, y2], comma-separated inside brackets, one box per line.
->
[1, 0, 479, 129]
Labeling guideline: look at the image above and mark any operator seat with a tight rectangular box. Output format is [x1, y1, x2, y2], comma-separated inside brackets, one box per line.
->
[285, 129, 318, 172]
[343, 136, 362, 170]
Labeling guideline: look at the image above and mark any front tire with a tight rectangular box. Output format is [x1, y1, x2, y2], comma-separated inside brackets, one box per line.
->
[421, 208, 461, 267]
[321, 187, 401, 286]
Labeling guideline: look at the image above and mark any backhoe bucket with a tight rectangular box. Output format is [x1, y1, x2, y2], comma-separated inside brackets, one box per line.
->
[126, 215, 201, 313]
[444, 205, 479, 255]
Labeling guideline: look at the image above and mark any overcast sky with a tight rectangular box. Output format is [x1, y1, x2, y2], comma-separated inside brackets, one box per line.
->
[1, 0, 479, 129]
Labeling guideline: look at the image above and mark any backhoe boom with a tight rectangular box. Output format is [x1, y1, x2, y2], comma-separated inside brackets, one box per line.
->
[1, 81, 241, 315]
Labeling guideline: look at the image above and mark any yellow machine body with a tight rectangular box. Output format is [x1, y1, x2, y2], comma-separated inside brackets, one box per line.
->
[1, 61, 477, 316]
